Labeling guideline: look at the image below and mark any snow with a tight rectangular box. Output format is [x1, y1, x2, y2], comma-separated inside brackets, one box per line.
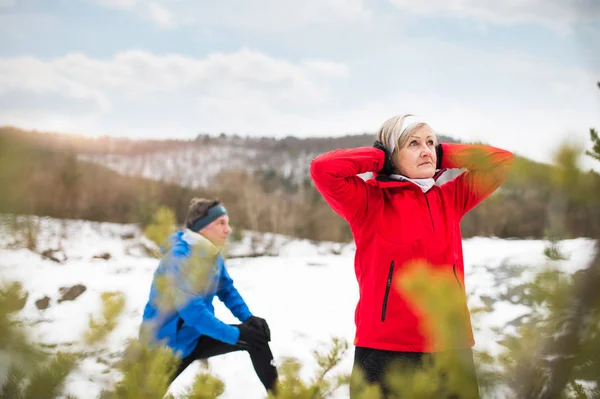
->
[0, 216, 597, 398]
[78, 144, 316, 189]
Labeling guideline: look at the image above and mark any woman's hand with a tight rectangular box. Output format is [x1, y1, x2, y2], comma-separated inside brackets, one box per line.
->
[436, 144, 443, 170]
[373, 141, 394, 175]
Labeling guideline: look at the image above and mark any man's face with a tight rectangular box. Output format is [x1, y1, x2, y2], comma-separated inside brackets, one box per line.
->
[199, 215, 232, 247]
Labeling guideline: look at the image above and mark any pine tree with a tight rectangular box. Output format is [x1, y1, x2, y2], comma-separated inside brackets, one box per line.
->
[84, 291, 126, 345]
[0, 281, 77, 399]
[494, 110, 600, 398]
[584, 82, 600, 162]
[588, 127, 600, 162]
[143, 206, 177, 256]
[270, 337, 350, 399]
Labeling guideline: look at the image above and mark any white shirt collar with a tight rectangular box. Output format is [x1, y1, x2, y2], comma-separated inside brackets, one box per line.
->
[388, 174, 435, 193]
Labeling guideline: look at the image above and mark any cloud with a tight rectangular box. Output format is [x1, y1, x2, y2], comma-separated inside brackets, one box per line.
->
[388, 0, 600, 32]
[300, 61, 351, 79]
[90, 0, 371, 29]
[0, 0, 15, 8]
[92, 0, 175, 28]
[0, 56, 112, 112]
[0, 48, 350, 134]
[216, 0, 371, 30]
[145, 2, 173, 28]
[0, 48, 348, 100]
[92, 0, 138, 9]
[0, 40, 598, 165]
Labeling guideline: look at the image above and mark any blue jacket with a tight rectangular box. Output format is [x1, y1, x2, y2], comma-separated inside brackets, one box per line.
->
[140, 230, 252, 358]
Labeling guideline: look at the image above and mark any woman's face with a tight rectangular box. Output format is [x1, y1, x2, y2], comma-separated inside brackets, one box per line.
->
[394, 125, 437, 179]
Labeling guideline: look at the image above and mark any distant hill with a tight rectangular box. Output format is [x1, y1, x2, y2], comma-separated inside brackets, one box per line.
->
[2, 125, 598, 241]
[0, 126, 460, 189]
[0, 127, 208, 227]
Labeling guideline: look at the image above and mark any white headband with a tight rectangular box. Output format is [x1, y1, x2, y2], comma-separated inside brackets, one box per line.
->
[388, 115, 427, 153]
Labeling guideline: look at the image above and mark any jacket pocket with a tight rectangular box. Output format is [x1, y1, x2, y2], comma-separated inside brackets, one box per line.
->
[381, 261, 395, 322]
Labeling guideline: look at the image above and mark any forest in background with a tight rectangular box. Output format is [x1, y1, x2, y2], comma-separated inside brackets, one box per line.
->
[1, 123, 599, 243]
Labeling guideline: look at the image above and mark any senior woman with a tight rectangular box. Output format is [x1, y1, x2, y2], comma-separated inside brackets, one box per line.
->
[310, 114, 514, 398]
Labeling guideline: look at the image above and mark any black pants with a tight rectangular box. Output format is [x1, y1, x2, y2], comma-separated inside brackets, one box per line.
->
[170, 335, 278, 393]
[350, 346, 480, 399]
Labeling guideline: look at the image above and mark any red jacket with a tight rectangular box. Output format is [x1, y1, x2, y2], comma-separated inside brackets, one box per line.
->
[310, 143, 514, 352]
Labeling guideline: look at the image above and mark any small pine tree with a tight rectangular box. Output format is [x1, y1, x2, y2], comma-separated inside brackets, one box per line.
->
[179, 364, 225, 399]
[84, 291, 126, 345]
[587, 127, 600, 162]
[0, 281, 41, 365]
[269, 337, 351, 399]
[0, 280, 76, 399]
[543, 231, 568, 261]
[2, 353, 79, 399]
[143, 206, 177, 254]
[495, 134, 600, 399]
[100, 337, 182, 399]
[584, 82, 600, 162]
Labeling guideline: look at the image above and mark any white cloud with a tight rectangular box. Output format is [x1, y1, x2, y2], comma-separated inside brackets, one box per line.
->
[0, 48, 350, 134]
[146, 2, 174, 28]
[91, 0, 176, 28]
[92, 0, 138, 9]
[0, 56, 112, 111]
[388, 0, 600, 32]
[217, 0, 371, 30]
[0, 0, 15, 7]
[90, 0, 371, 29]
[301, 61, 351, 79]
[15, 48, 347, 100]
[0, 40, 598, 165]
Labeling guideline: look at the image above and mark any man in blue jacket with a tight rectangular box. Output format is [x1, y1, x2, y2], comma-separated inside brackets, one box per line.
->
[140, 198, 278, 393]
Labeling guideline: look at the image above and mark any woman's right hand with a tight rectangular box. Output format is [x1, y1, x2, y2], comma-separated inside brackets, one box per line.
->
[373, 141, 394, 175]
[436, 143, 443, 170]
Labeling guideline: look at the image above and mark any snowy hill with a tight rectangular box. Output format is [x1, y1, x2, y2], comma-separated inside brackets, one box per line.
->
[78, 143, 319, 189]
[0, 216, 597, 398]
[78, 142, 463, 189]
[74, 133, 462, 189]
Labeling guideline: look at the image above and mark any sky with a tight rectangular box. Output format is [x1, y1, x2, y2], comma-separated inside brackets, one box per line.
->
[0, 0, 599, 166]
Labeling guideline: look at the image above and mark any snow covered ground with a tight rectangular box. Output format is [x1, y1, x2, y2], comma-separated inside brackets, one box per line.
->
[0, 216, 597, 398]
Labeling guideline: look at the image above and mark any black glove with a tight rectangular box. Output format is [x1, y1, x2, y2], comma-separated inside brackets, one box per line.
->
[245, 316, 271, 341]
[237, 323, 268, 350]
[436, 143, 443, 170]
[373, 141, 394, 175]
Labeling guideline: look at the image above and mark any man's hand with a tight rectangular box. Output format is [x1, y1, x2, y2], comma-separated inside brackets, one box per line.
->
[236, 323, 268, 350]
[245, 316, 271, 341]
[373, 141, 394, 175]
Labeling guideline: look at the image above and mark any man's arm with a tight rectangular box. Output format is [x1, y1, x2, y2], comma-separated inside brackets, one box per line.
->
[216, 258, 252, 322]
[168, 256, 241, 345]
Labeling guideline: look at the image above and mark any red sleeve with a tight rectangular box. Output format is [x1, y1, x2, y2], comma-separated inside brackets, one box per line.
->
[440, 143, 514, 217]
[310, 147, 384, 223]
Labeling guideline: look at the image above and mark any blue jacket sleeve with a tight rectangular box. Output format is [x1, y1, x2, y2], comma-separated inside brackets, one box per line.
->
[171, 258, 241, 345]
[216, 261, 252, 322]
